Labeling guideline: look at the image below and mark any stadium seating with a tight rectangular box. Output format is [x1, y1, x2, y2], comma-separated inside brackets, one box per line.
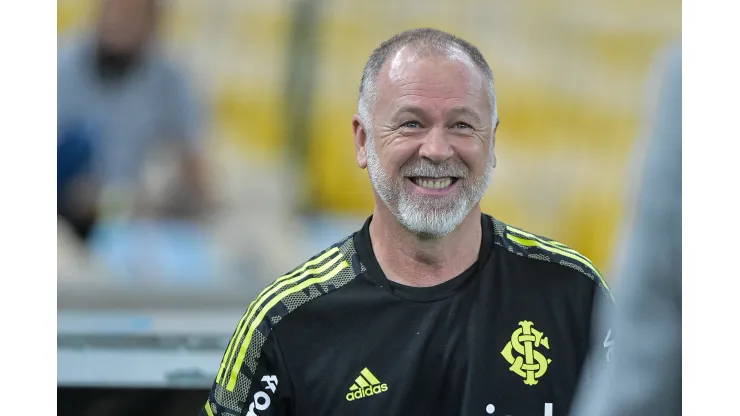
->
[58, 0, 680, 272]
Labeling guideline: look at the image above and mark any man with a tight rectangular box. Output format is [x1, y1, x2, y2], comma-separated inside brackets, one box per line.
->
[569, 44, 681, 416]
[57, 0, 206, 238]
[201, 28, 613, 416]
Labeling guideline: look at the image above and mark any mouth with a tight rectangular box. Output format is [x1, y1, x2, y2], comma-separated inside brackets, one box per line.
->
[407, 177, 460, 190]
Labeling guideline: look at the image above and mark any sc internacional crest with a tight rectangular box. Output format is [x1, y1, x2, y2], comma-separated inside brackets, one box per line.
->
[501, 320, 552, 386]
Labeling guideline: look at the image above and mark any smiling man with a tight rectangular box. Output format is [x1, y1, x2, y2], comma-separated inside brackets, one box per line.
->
[201, 28, 614, 416]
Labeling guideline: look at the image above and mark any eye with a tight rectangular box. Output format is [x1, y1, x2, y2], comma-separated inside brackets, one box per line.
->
[400, 121, 422, 129]
[452, 122, 473, 129]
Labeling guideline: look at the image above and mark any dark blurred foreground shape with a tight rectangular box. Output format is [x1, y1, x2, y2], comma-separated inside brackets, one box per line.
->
[569, 43, 682, 416]
[57, 387, 207, 416]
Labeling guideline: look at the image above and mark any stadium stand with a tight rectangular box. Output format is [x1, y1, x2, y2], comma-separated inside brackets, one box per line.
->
[57, 1, 680, 407]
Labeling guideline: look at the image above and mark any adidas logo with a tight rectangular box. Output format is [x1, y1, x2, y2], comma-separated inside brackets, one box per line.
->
[345, 367, 388, 402]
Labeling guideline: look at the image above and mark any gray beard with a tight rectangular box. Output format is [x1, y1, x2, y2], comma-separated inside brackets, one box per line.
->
[366, 137, 494, 238]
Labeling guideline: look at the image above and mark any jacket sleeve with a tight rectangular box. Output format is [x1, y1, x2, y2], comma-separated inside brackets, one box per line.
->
[588, 285, 617, 367]
[200, 316, 293, 416]
[569, 43, 682, 416]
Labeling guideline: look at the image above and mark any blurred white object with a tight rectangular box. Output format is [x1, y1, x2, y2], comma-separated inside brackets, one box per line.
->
[89, 219, 215, 284]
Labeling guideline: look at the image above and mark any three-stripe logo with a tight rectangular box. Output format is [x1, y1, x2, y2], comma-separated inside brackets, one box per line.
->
[346, 368, 389, 402]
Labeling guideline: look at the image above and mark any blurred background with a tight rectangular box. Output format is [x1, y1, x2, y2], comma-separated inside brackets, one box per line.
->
[57, 0, 680, 414]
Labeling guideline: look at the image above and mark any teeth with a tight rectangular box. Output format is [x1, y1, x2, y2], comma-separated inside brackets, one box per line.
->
[415, 178, 452, 189]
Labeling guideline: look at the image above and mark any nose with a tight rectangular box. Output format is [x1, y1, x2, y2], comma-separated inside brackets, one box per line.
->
[418, 128, 454, 163]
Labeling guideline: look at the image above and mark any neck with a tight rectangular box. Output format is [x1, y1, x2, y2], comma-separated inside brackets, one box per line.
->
[369, 203, 483, 288]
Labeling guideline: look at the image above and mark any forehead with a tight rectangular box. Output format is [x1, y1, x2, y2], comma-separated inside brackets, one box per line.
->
[376, 45, 489, 113]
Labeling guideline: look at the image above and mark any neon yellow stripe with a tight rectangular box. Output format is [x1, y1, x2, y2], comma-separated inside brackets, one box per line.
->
[507, 226, 597, 271]
[355, 376, 370, 388]
[507, 232, 602, 282]
[216, 247, 340, 383]
[217, 248, 340, 383]
[361, 368, 381, 384]
[220, 252, 343, 385]
[506, 226, 611, 293]
[507, 234, 613, 299]
[204, 400, 214, 416]
[226, 260, 349, 390]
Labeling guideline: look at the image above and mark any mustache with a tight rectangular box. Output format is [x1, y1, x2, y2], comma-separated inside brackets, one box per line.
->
[400, 160, 469, 178]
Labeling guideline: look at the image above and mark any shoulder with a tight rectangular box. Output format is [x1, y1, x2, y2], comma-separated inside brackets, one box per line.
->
[247, 232, 364, 329]
[484, 214, 614, 303]
[57, 36, 88, 76]
[212, 234, 363, 392]
[276, 233, 364, 299]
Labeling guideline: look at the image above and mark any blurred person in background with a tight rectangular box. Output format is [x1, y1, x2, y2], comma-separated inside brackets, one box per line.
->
[57, 0, 207, 243]
[569, 44, 682, 416]
[201, 28, 613, 416]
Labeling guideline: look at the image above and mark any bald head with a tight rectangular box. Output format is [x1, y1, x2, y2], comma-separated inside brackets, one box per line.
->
[358, 28, 498, 132]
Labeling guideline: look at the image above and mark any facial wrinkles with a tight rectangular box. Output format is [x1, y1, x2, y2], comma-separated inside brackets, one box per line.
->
[366, 132, 495, 238]
[387, 76, 487, 128]
[366, 50, 495, 237]
[393, 88, 476, 106]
